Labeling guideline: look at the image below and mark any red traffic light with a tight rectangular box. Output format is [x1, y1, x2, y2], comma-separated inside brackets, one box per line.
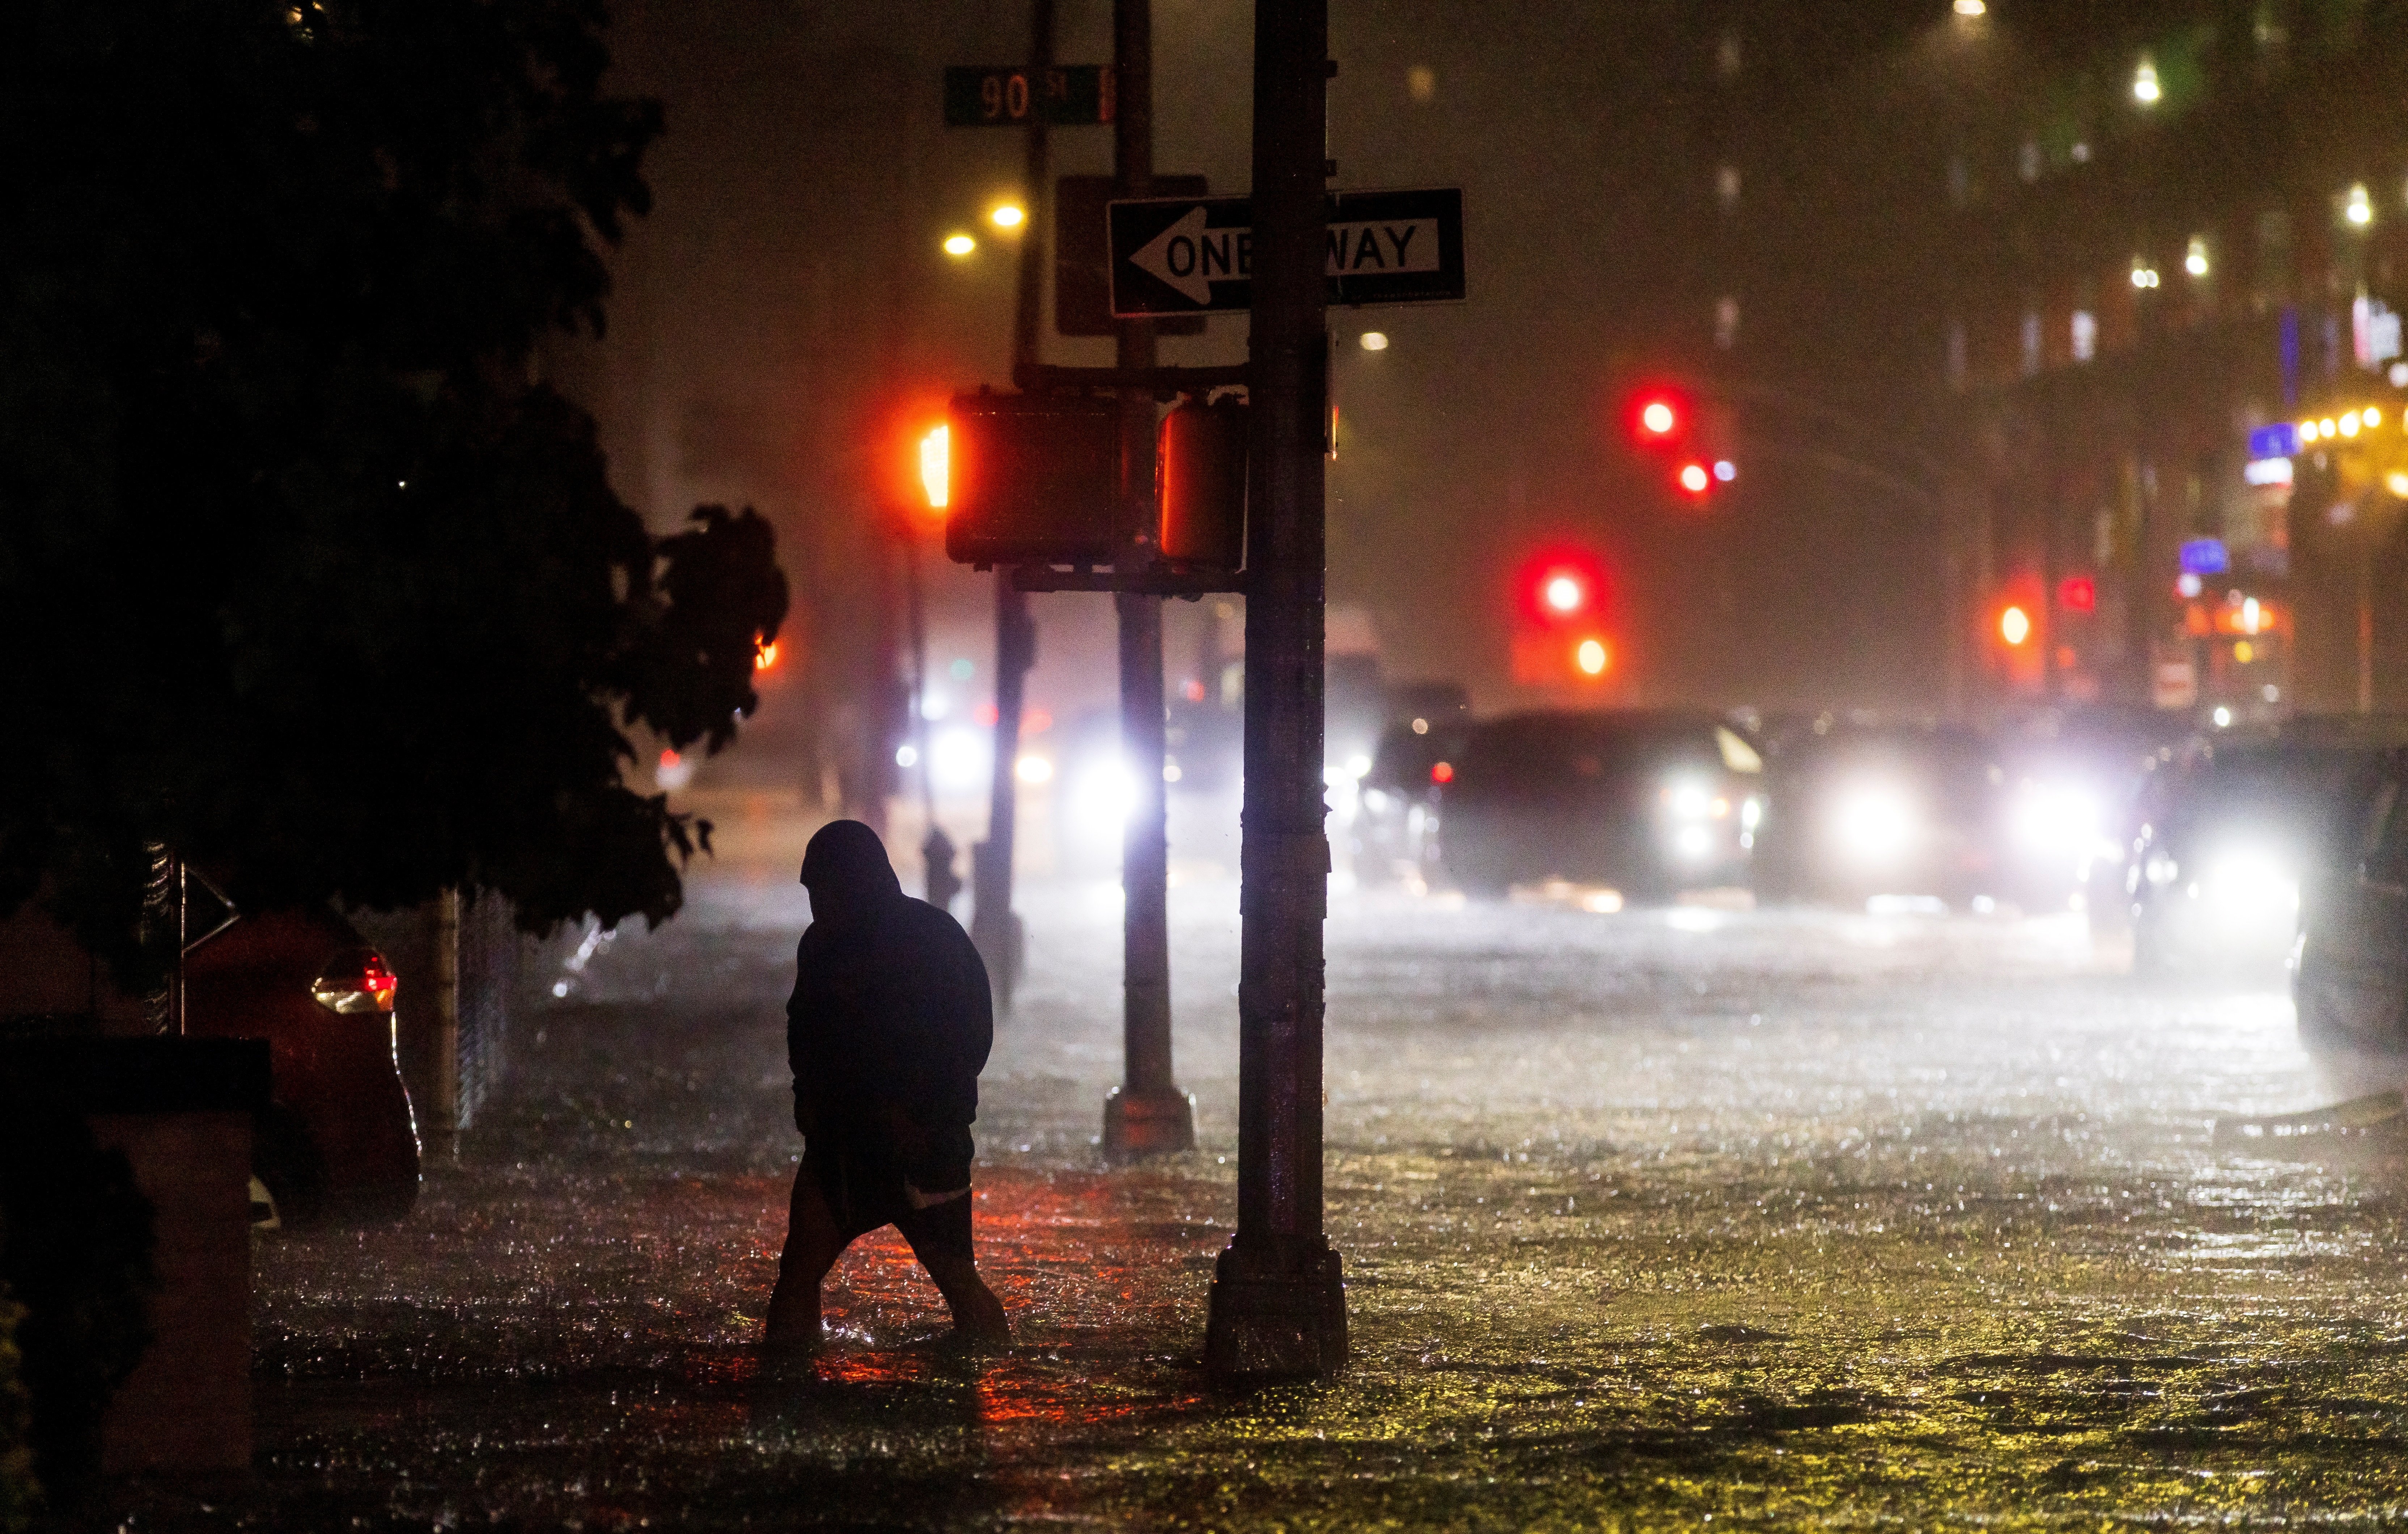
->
[1538, 569, 1589, 617]
[1624, 386, 1692, 448]
[1518, 548, 1611, 628]
[2058, 574, 2097, 612]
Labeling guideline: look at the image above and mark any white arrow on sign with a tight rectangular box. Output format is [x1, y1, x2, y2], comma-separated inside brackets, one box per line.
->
[1129, 208, 1446, 304]
[1129, 206, 1216, 303]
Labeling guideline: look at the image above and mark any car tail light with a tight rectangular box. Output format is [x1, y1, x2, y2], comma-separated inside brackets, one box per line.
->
[313, 948, 398, 1015]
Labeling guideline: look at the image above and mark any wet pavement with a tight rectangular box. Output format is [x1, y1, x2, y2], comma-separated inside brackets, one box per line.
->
[98, 851, 2408, 1530]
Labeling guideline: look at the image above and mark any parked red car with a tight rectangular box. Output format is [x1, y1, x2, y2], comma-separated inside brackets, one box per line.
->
[0, 887, 420, 1225]
[183, 897, 420, 1224]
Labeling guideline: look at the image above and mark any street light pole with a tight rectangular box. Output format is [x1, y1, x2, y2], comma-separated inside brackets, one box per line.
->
[1101, 0, 1194, 1160]
[969, 0, 1054, 1009]
[1204, 0, 1345, 1384]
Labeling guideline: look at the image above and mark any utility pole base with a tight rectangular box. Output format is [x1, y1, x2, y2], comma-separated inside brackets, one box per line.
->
[1203, 1239, 1347, 1385]
[1101, 1085, 1195, 1161]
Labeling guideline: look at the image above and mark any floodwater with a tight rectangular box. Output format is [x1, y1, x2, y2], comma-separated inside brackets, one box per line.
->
[96, 848, 2408, 1530]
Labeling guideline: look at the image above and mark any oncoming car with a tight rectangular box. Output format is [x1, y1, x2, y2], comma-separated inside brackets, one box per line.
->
[1437, 710, 1763, 902]
[2124, 729, 2398, 977]
[1751, 722, 2005, 909]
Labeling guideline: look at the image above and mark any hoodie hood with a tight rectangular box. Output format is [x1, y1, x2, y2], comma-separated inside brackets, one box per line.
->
[799, 819, 904, 914]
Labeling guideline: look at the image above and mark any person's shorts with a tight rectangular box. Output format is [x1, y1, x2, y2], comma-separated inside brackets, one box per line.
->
[800, 1147, 975, 1263]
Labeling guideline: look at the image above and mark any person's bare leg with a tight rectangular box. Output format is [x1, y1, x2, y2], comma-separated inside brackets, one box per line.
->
[764, 1170, 848, 1350]
[920, 1254, 1008, 1339]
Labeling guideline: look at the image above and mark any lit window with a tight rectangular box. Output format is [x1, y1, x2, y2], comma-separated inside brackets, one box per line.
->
[2071, 310, 2097, 362]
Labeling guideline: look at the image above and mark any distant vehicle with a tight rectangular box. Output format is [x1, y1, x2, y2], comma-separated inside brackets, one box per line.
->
[1751, 721, 2004, 908]
[2124, 725, 2405, 976]
[1438, 710, 1763, 901]
[1354, 714, 1470, 887]
[2296, 747, 2408, 1054]
[1992, 707, 2195, 919]
[0, 877, 420, 1225]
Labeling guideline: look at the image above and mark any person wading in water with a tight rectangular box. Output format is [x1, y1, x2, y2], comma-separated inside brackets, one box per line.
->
[763, 819, 1009, 1348]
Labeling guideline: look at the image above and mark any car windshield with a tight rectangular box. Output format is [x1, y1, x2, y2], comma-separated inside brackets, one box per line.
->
[2169, 746, 2379, 854]
[1457, 714, 1733, 795]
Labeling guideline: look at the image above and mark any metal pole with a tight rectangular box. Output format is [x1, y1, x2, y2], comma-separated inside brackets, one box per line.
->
[1204, 0, 1345, 1384]
[1102, 0, 1193, 1159]
[970, 0, 1054, 1003]
[2359, 549, 2375, 714]
[433, 887, 461, 1153]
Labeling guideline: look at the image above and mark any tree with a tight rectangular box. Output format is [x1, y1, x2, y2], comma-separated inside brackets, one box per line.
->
[0, 0, 788, 980]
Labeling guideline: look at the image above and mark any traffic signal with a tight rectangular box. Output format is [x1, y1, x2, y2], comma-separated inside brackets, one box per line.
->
[940, 390, 1121, 566]
[919, 425, 949, 513]
[1519, 549, 1610, 628]
[1157, 395, 1247, 570]
[1676, 461, 1712, 497]
[2057, 575, 2096, 612]
[1625, 386, 1692, 448]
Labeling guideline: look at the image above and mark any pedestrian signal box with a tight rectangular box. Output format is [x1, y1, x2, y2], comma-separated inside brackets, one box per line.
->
[1156, 396, 1247, 569]
[942, 391, 1122, 567]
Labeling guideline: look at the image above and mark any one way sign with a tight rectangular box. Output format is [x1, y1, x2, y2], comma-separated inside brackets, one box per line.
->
[1107, 188, 1465, 318]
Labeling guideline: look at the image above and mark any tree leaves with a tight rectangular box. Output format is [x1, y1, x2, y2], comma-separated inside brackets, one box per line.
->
[0, 0, 785, 982]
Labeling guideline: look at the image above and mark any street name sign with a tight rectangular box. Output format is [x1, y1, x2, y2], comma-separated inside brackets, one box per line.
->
[944, 65, 1114, 127]
[1107, 188, 1465, 317]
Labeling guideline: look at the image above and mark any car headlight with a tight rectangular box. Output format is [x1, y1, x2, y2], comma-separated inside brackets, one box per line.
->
[1666, 779, 1716, 821]
[1834, 785, 1916, 865]
[2197, 848, 2299, 915]
[1068, 758, 1140, 843]
[2011, 782, 2100, 857]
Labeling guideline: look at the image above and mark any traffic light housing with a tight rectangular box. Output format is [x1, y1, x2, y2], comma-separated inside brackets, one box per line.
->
[941, 390, 1122, 566]
[1156, 395, 1247, 570]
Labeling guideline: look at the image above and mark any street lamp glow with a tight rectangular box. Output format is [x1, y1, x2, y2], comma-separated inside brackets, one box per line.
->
[1574, 637, 1609, 676]
[989, 204, 1026, 229]
[2341, 412, 2361, 438]
[1678, 462, 1711, 494]
[2348, 183, 2375, 228]
[2000, 605, 2032, 646]
[1953, 0, 1985, 13]
[1543, 574, 1584, 613]
[2186, 237, 2210, 276]
[1640, 399, 1676, 435]
[2132, 56, 2161, 105]
[942, 233, 976, 256]
[2130, 265, 2160, 288]
[1360, 331, 1390, 351]
[919, 424, 949, 510]
[2387, 471, 2408, 498]
[2366, 406, 2384, 428]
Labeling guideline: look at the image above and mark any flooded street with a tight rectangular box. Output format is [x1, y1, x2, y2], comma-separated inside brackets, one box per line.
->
[108, 855, 2408, 1530]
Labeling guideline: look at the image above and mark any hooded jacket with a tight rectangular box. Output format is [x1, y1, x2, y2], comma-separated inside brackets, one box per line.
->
[787, 821, 993, 1186]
